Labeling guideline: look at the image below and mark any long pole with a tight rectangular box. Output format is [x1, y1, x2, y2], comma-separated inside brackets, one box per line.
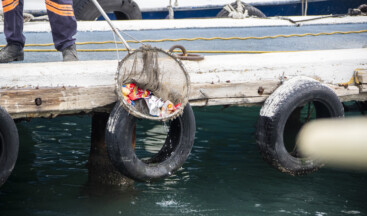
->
[90, 0, 132, 52]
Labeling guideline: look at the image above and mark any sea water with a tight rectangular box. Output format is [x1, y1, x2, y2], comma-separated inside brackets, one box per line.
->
[0, 106, 366, 216]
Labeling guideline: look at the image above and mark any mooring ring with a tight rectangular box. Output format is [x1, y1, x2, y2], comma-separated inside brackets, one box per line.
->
[169, 45, 205, 61]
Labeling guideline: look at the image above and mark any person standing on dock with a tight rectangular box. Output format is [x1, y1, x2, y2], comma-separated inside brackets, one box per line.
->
[0, 0, 78, 63]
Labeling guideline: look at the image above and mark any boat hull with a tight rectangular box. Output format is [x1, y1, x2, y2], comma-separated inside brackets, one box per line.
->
[141, 0, 366, 19]
[13, 0, 367, 19]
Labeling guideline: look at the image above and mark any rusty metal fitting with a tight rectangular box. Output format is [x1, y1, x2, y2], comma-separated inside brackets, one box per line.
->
[169, 45, 205, 61]
[258, 87, 265, 95]
[35, 98, 42, 106]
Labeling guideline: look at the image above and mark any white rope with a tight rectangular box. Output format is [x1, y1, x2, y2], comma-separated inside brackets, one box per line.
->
[0, 12, 49, 23]
[224, 0, 249, 19]
[111, 31, 120, 60]
[167, 0, 175, 19]
[305, 0, 308, 16]
[301, 0, 308, 16]
[23, 13, 35, 22]
[236, 0, 243, 14]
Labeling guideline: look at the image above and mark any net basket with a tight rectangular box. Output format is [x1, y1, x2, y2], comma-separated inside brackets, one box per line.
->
[115, 45, 191, 121]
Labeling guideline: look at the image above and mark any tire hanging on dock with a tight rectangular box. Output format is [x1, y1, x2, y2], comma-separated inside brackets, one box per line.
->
[0, 106, 19, 187]
[216, 1, 266, 18]
[73, 0, 142, 21]
[105, 102, 196, 182]
[256, 77, 344, 176]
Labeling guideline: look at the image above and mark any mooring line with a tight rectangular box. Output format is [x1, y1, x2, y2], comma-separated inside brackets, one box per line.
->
[21, 49, 320, 54]
[1, 29, 366, 48]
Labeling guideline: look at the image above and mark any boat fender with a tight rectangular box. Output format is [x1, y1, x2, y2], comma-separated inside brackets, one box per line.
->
[256, 77, 344, 176]
[73, 0, 142, 21]
[0, 106, 19, 187]
[216, 1, 266, 19]
[105, 102, 196, 182]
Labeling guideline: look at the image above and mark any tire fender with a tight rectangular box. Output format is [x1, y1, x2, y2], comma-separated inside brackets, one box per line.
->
[256, 77, 344, 175]
[0, 106, 19, 187]
[105, 102, 196, 182]
[73, 0, 142, 21]
[216, 1, 266, 18]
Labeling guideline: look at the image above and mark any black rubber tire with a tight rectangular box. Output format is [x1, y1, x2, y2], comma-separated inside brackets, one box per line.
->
[216, 1, 266, 18]
[256, 77, 344, 176]
[73, 0, 142, 21]
[0, 106, 19, 187]
[105, 102, 196, 182]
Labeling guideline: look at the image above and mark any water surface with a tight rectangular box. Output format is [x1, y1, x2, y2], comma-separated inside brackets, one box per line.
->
[0, 106, 366, 216]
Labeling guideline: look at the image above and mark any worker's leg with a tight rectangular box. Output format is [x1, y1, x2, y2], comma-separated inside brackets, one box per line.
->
[0, 0, 25, 63]
[45, 0, 78, 61]
[2, 0, 25, 47]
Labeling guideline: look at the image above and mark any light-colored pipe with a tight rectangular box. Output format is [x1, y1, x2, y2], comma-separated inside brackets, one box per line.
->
[90, 0, 132, 52]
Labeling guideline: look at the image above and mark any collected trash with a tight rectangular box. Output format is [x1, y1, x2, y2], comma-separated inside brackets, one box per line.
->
[116, 46, 190, 121]
[121, 83, 181, 117]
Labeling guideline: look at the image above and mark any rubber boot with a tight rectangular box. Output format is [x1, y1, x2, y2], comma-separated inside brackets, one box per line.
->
[62, 44, 78, 62]
[0, 44, 24, 63]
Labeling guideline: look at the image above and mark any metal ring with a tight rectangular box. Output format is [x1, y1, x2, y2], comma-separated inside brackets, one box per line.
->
[169, 45, 205, 61]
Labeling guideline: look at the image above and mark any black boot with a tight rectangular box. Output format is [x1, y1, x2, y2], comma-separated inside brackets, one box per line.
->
[62, 44, 79, 62]
[0, 44, 24, 63]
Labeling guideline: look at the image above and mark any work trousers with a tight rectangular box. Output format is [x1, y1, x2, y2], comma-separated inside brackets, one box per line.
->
[2, 0, 77, 51]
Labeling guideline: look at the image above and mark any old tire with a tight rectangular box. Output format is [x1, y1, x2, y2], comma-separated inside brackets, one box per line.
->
[0, 106, 19, 187]
[73, 0, 142, 21]
[105, 102, 196, 182]
[256, 77, 344, 175]
[216, 1, 266, 18]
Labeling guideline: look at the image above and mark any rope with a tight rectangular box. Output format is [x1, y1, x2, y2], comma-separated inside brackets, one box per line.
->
[1, 29, 365, 48]
[223, 0, 249, 19]
[167, 0, 174, 19]
[21, 49, 316, 54]
[301, 0, 308, 16]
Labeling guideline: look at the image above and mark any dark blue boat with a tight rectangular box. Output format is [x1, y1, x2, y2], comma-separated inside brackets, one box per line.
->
[139, 0, 367, 19]
[21, 0, 367, 20]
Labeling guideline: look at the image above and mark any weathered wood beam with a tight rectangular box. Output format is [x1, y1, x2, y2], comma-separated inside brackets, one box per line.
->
[355, 69, 367, 93]
[0, 82, 362, 119]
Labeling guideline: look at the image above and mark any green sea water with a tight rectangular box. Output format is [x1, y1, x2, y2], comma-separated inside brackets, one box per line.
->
[0, 106, 366, 216]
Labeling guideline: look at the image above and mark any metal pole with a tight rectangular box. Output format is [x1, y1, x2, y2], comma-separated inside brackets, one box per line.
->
[90, 0, 132, 52]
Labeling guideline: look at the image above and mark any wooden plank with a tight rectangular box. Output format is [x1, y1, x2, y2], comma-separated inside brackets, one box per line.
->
[190, 97, 267, 107]
[0, 86, 116, 119]
[355, 69, 367, 83]
[189, 81, 280, 100]
[327, 85, 360, 98]
[1, 81, 366, 119]
[354, 69, 367, 93]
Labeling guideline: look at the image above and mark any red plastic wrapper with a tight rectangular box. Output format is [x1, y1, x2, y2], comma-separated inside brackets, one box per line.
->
[121, 83, 151, 105]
